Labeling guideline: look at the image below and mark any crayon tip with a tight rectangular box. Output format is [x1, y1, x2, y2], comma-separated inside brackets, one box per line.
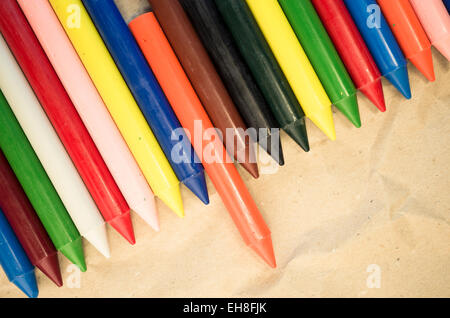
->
[259, 132, 285, 166]
[250, 235, 277, 268]
[359, 79, 386, 112]
[309, 107, 336, 141]
[12, 271, 39, 298]
[240, 161, 260, 179]
[59, 237, 87, 272]
[334, 94, 361, 128]
[35, 252, 63, 287]
[131, 200, 160, 232]
[384, 66, 412, 99]
[158, 185, 185, 218]
[84, 223, 111, 258]
[109, 212, 136, 245]
[283, 118, 310, 152]
[409, 49, 435, 82]
[434, 35, 450, 62]
[182, 170, 210, 205]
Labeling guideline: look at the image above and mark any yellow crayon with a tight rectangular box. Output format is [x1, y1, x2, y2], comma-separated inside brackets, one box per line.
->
[50, 0, 184, 217]
[246, 0, 336, 140]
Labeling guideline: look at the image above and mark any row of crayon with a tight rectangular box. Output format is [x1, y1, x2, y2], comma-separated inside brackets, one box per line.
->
[0, 0, 449, 297]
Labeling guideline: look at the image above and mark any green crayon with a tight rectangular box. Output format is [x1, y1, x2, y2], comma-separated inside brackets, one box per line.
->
[215, 0, 309, 152]
[279, 0, 361, 128]
[0, 90, 86, 271]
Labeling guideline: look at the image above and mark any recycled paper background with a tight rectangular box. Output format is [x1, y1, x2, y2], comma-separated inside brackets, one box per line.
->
[0, 0, 449, 298]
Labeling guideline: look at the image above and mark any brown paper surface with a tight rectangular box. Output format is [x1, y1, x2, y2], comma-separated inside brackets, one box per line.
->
[0, 0, 449, 298]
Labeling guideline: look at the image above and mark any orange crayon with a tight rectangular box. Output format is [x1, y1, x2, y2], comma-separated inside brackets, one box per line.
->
[129, 12, 275, 267]
[378, 0, 435, 81]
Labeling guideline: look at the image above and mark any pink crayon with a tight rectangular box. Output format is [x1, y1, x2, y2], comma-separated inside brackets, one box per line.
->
[410, 0, 450, 61]
[18, 0, 159, 232]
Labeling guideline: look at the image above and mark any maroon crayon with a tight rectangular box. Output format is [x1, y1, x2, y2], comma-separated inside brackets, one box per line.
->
[0, 150, 62, 286]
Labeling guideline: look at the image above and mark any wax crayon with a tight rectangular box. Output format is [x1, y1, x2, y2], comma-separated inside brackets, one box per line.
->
[126, 12, 275, 267]
[19, 1, 150, 243]
[148, 0, 259, 178]
[82, 0, 208, 207]
[48, 0, 175, 224]
[312, 0, 385, 111]
[0, 91, 86, 271]
[178, 0, 283, 165]
[0, 35, 110, 257]
[0, 209, 38, 298]
[3, 0, 134, 245]
[246, 0, 336, 140]
[444, 0, 450, 14]
[410, 0, 450, 61]
[343, 0, 411, 99]
[280, 0, 360, 128]
[0, 151, 62, 287]
[378, 0, 435, 81]
[215, 0, 310, 152]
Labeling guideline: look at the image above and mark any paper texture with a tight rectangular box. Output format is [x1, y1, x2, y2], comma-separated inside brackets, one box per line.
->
[0, 0, 449, 298]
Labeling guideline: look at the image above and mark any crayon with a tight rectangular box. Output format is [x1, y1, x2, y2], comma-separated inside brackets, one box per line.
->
[126, 12, 275, 267]
[82, 0, 208, 207]
[20, 1, 152, 241]
[0, 34, 110, 257]
[0, 209, 38, 298]
[5, 0, 134, 245]
[343, 0, 412, 99]
[246, 0, 336, 140]
[444, 0, 450, 14]
[280, 0, 361, 128]
[410, 0, 450, 61]
[312, 0, 386, 111]
[0, 90, 86, 271]
[178, 0, 284, 165]
[0, 151, 62, 287]
[378, 0, 435, 81]
[148, 0, 260, 178]
[215, 0, 310, 152]
[49, 0, 177, 223]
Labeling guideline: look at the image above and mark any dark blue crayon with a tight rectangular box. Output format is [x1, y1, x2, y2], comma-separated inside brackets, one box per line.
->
[343, 0, 411, 99]
[444, 0, 450, 13]
[0, 209, 38, 298]
[82, 0, 209, 204]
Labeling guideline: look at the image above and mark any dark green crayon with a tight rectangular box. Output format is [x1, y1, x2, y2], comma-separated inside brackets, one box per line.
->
[215, 0, 309, 152]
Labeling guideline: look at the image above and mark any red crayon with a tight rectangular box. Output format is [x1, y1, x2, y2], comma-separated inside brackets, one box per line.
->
[312, 0, 386, 112]
[0, 0, 134, 244]
[0, 150, 62, 286]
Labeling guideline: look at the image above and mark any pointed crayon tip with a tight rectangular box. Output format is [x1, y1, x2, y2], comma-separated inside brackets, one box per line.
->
[12, 271, 38, 298]
[59, 237, 86, 272]
[35, 253, 63, 287]
[240, 161, 260, 179]
[158, 185, 185, 218]
[334, 94, 361, 128]
[183, 170, 210, 205]
[84, 223, 111, 258]
[283, 117, 310, 152]
[131, 199, 160, 232]
[409, 48, 435, 82]
[359, 79, 386, 112]
[385, 66, 412, 99]
[309, 108, 336, 141]
[250, 235, 277, 268]
[259, 132, 285, 166]
[434, 35, 450, 62]
[109, 212, 136, 245]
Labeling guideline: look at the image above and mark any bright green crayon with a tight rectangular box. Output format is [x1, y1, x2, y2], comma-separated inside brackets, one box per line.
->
[279, 0, 361, 128]
[0, 90, 86, 271]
